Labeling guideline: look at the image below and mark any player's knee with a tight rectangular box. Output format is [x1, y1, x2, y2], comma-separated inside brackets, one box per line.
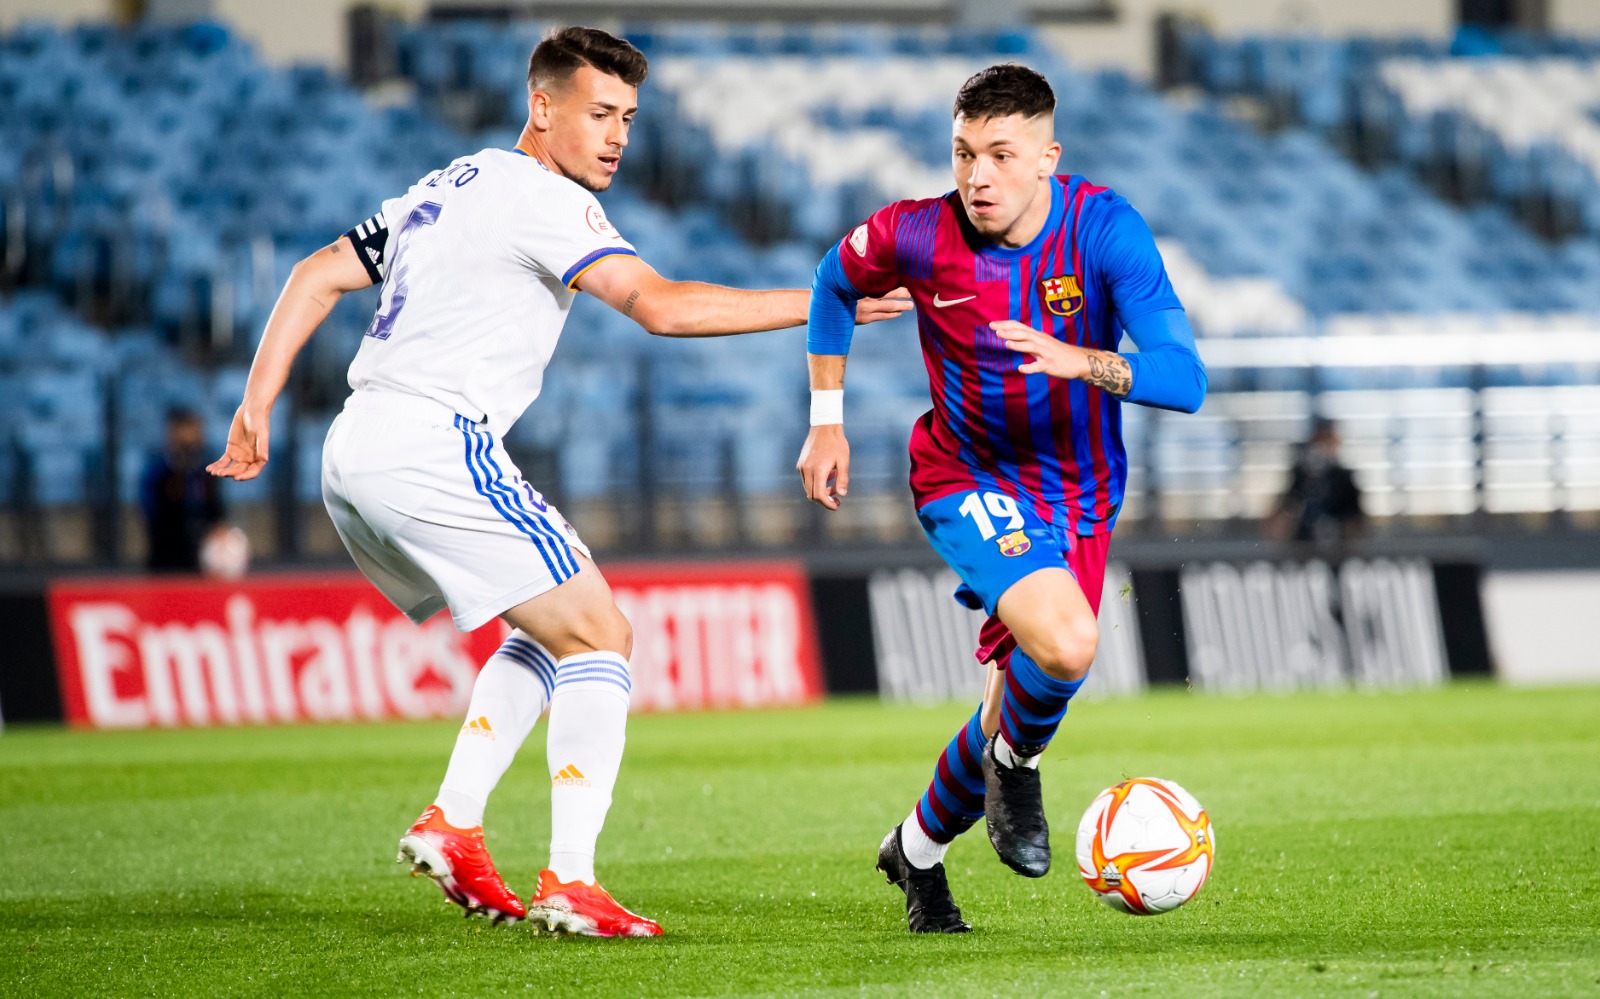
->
[548, 600, 632, 659]
[583, 602, 632, 659]
[1031, 617, 1097, 682]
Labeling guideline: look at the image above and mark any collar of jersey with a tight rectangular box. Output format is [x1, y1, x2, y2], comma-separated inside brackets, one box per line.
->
[512, 148, 551, 171]
[961, 175, 1066, 261]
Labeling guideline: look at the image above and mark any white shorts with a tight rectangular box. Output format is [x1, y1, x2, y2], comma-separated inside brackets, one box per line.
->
[321, 391, 592, 632]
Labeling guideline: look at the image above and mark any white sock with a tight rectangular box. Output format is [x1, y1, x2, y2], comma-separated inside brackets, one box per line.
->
[901, 812, 951, 870]
[546, 650, 631, 885]
[994, 732, 1041, 770]
[434, 632, 557, 828]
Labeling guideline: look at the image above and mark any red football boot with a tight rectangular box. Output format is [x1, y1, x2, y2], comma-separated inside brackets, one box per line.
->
[525, 869, 663, 937]
[397, 804, 526, 924]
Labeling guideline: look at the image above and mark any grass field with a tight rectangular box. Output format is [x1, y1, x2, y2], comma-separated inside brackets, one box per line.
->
[3, 683, 1599, 997]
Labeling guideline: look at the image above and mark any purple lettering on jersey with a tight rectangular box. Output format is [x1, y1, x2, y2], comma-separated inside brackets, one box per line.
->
[365, 201, 443, 341]
[425, 162, 479, 189]
[520, 480, 549, 512]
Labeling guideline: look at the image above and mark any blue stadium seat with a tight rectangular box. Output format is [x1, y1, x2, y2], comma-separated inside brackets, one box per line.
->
[2, 19, 1597, 525]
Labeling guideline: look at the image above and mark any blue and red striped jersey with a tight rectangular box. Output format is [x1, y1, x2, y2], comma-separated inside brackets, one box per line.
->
[835, 175, 1182, 536]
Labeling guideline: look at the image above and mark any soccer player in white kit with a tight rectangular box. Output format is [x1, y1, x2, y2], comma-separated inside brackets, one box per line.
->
[207, 27, 908, 937]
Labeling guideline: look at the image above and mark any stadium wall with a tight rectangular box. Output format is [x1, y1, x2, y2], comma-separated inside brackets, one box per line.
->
[1044, 0, 1453, 77]
[1551, 0, 1600, 35]
[0, 547, 1535, 730]
[1481, 572, 1600, 686]
[13, 0, 1599, 83]
[37, 562, 822, 728]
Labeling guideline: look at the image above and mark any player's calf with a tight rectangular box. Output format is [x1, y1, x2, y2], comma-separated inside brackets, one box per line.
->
[984, 648, 1088, 878]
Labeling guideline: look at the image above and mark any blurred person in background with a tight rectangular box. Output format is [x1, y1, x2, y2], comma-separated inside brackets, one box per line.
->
[141, 407, 226, 572]
[1270, 416, 1365, 544]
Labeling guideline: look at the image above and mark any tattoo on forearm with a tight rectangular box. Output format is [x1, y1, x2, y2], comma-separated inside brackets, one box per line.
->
[622, 290, 640, 317]
[330, 241, 341, 253]
[1084, 351, 1132, 396]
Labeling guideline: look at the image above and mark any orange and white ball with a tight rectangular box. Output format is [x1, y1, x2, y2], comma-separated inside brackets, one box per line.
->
[1075, 777, 1215, 915]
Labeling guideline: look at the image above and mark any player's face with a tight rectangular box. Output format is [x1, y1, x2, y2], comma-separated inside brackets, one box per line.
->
[530, 65, 637, 193]
[952, 114, 1061, 244]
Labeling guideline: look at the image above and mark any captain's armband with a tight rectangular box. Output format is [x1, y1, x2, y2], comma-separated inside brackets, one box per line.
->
[344, 212, 389, 284]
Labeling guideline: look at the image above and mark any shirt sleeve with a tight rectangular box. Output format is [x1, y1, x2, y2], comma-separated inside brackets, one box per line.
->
[1091, 197, 1183, 327]
[807, 245, 862, 355]
[1120, 308, 1208, 413]
[835, 202, 903, 297]
[512, 180, 638, 289]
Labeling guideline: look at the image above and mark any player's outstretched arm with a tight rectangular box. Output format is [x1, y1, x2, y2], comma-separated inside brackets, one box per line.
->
[577, 254, 909, 336]
[992, 309, 1206, 413]
[207, 239, 375, 481]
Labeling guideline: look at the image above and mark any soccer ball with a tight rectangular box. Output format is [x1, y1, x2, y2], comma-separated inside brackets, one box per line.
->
[199, 525, 251, 580]
[1075, 777, 1214, 915]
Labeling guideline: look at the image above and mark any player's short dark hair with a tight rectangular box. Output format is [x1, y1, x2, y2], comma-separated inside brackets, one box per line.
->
[953, 64, 1055, 122]
[527, 26, 648, 93]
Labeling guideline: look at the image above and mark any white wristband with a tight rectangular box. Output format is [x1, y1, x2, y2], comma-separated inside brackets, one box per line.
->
[809, 389, 844, 426]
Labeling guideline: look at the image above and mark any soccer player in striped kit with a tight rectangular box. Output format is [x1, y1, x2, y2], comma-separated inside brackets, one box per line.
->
[209, 26, 908, 937]
[798, 64, 1207, 932]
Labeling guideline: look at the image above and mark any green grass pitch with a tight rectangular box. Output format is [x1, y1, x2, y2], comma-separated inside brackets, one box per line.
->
[3, 682, 1598, 997]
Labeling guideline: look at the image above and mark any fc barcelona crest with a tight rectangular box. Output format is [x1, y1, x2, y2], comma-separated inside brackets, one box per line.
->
[997, 530, 1032, 557]
[1039, 274, 1083, 318]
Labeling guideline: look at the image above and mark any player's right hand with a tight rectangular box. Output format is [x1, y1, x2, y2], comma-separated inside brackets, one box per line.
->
[797, 425, 850, 510]
[855, 287, 913, 326]
[207, 405, 271, 481]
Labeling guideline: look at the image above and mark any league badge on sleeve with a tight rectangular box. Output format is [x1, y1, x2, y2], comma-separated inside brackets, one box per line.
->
[849, 223, 869, 257]
[586, 203, 621, 239]
[1040, 275, 1083, 317]
[997, 530, 1032, 557]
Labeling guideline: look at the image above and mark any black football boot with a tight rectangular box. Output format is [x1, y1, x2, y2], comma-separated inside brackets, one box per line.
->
[981, 738, 1050, 877]
[875, 825, 972, 933]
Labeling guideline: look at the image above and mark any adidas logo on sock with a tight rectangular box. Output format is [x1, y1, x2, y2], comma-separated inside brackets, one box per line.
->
[552, 764, 591, 787]
[461, 715, 496, 740]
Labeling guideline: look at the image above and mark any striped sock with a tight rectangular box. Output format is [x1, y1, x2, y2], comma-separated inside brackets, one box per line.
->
[910, 705, 988, 858]
[436, 632, 557, 828]
[997, 649, 1084, 761]
[546, 651, 631, 885]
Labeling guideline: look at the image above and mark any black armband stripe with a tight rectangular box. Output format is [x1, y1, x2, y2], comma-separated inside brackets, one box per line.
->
[344, 211, 389, 284]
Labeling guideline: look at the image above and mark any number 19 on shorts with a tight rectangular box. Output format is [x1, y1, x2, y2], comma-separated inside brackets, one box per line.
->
[958, 491, 1024, 541]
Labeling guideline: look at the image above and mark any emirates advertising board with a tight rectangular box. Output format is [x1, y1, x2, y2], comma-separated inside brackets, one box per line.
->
[46, 562, 823, 729]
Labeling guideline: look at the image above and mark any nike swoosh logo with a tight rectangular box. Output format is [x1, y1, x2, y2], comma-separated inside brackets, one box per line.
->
[932, 294, 975, 308]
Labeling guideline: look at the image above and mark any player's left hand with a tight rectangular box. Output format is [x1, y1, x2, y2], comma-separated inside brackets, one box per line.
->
[207, 405, 271, 481]
[855, 287, 913, 325]
[991, 320, 1088, 379]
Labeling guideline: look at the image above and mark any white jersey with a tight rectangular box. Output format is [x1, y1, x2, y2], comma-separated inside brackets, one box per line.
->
[342, 148, 635, 432]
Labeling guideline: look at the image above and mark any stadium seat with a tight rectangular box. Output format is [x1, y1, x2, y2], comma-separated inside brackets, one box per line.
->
[3, 18, 1599, 532]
